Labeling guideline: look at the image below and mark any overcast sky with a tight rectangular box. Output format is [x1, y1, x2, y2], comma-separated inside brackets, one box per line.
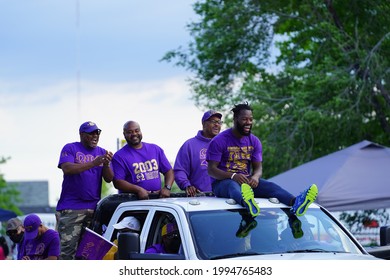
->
[0, 0, 211, 206]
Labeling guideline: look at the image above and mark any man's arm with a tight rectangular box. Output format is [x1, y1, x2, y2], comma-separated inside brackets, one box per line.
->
[207, 160, 232, 180]
[102, 151, 114, 183]
[163, 169, 175, 187]
[113, 179, 149, 199]
[102, 164, 114, 183]
[60, 153, 114, 183]
[173, 152, 192, 190]
[160, 169, 174, 198]
[208, 160, 252, 186]
[248, 161, 262, 188]
[60, 157, 104, 175]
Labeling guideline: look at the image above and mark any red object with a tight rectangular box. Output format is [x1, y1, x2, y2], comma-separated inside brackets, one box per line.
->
[363, 219, 379, 228]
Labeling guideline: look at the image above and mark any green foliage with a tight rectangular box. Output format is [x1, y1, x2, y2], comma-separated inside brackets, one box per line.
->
[162, 0, 390, 178]
[339, 209, 390, 246]
[0, 157, 23, 215]
[340, 209, 389, 233]
[162, 1, 390, 236]
[101, 180, 113, 199]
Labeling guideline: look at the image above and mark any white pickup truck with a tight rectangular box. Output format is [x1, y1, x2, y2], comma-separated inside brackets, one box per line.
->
[90, 193, 386, 260]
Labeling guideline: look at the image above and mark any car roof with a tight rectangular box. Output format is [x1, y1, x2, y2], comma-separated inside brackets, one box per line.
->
[115, 196, 320, 213]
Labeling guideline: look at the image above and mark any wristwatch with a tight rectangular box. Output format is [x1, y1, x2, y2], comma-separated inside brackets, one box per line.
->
[165, 185, 172, 190]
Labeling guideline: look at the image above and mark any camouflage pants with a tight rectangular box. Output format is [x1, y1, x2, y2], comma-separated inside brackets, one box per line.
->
[56, 209, 94, 260]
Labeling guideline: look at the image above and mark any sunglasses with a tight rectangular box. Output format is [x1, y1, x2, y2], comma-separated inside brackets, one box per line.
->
[85, 130, 101, 136]
[165, 232, 180, 239]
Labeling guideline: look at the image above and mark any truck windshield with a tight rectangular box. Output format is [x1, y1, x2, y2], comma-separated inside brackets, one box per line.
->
[189, 208, 363, 260]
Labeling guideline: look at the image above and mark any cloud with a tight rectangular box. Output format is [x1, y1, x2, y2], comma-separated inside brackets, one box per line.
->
[1, 76, 203, 206]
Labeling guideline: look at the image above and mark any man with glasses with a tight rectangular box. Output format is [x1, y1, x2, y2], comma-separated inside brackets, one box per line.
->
[173, 110, 223, 196]
[56, 121, 114, 259]
[145, 223, 181, 254]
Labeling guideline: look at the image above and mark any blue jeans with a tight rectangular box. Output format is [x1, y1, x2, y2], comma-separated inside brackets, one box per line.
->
[212, 179, 294, 207]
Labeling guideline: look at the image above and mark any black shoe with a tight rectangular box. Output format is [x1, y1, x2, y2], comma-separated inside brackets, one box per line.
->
[288, 215, 303, 239]
[236, 216, 258, 238]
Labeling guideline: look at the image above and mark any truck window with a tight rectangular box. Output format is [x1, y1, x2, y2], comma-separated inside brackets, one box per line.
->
[145, 211, 182, 254]
[110, 211, 148, 242]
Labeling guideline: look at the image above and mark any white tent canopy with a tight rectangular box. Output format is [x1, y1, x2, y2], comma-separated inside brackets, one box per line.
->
[269, 140, 390, 211]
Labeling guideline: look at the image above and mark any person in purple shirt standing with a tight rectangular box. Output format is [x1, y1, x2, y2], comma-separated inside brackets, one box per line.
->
[207, 103, 318, 238]
[174, 110, 222, 196]
[56, 121, 114, 259]
[112, 120, 174, 199]
[22, 214, 60, 260]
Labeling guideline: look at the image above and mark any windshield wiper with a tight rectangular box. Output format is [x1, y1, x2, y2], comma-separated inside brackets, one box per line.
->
[210, 252, 265, 260]
[286, 249, 345, 253]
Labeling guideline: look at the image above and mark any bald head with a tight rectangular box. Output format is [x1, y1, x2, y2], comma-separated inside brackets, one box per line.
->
[123, 121, 142, 148]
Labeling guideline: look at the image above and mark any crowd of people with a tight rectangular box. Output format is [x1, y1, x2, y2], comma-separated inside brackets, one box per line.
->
[2, 102, 318, 260]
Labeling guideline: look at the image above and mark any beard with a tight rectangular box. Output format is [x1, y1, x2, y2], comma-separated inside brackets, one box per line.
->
[127, 135, 142, 146]
[236, 122, 252, 136]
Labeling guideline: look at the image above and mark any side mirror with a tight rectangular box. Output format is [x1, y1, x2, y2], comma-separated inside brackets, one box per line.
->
[380, 225, 390, 246]
[117, 232, 140, 260]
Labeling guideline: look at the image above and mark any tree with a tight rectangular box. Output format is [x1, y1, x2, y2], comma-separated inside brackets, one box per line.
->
[0, 157, 23, 216]
[339, 209, 389, 246]
[163, 0, 390, 178]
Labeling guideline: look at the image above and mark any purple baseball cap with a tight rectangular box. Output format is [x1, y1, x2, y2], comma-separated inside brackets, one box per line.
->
[161, 223, 178, 236]
[79, 121, 101, 133]
[201, 110, 222, 123]
[24, 214, 42, 240]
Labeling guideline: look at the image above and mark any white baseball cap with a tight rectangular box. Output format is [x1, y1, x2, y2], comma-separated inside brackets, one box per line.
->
[113, 216, 141, 231]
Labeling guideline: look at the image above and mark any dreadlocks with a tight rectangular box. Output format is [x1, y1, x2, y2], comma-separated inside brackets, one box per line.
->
[231, 102, 252, 119]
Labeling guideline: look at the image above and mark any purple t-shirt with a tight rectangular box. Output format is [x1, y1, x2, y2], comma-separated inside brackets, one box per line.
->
[206, 128, 262, 179]
[17, 239, 26, 260]
[112, 142, 172, 192]
[173, 130, 212, 192]
[56, 142, 106, 211]
[23, 229, 60, 260]
[145, 243, 166, 254]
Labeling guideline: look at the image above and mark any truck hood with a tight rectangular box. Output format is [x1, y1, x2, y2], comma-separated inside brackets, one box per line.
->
[225, 253, 380, 260]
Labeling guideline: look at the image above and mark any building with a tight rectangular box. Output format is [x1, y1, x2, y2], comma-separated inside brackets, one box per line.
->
[8, 180, 55, 214]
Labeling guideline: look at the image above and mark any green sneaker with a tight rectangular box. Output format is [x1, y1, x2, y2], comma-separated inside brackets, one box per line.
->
[291, 184, 318, 216]
[241, 183, 260, 217]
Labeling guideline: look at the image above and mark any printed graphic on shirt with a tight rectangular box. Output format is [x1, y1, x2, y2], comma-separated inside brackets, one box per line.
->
[226, 145, 254, 175]
[132, 159, 159, 183]
[75, 152, 96, 163]
[200, 148, 207, 166]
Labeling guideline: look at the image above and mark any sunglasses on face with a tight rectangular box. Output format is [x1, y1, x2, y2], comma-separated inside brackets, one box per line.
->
[207, 120, 223, 125]
[165, 232, 180, 240]
[85, 130, 101, 136]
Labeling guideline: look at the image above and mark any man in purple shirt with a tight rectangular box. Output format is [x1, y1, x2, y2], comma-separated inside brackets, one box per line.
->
[174, 110, 222, 196]
[145, 223, 181, 254]
[56, 121, 114, 259]
[112, 120, 174, 199]
[22, 214, 60, 260]
[207, 103, 318, 238]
